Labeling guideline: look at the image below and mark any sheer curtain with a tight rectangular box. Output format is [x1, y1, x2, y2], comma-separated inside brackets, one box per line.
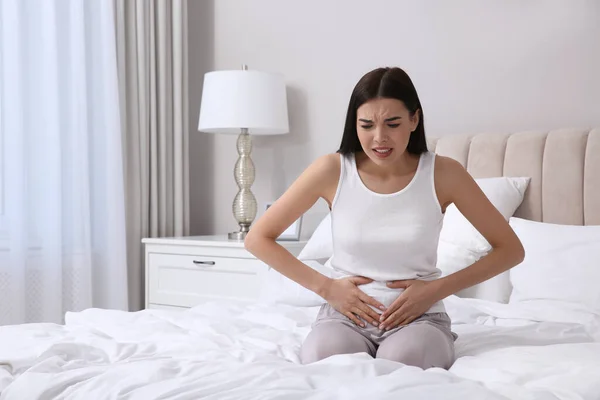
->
[0, 0, 128, 324]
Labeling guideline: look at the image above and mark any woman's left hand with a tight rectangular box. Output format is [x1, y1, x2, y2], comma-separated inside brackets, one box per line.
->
[378, 280, 440, 330]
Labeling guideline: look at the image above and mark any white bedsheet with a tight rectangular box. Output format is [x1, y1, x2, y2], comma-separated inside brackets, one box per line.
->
[1, 296, 600, 400]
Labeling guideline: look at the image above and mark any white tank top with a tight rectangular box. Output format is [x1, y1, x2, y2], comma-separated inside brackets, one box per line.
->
[324, 151, 446, 313]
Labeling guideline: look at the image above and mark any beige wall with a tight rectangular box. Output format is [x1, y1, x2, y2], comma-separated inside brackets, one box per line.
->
[188, 0, 600, 237]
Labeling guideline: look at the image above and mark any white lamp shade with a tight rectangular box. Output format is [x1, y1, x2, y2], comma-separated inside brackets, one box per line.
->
[198, 69, 289, 135]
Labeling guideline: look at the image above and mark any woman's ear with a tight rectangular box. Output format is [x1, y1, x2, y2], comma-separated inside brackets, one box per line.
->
[411, 109, 421, 131]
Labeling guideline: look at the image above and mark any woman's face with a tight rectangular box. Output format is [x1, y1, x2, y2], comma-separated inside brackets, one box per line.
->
[356, 98, 419, 165]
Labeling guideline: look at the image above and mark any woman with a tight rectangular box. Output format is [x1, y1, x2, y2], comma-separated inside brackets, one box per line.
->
[244, 67, 524, 369]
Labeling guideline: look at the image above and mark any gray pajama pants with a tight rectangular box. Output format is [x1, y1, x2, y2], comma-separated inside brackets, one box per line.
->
[300, 303, 458, 369]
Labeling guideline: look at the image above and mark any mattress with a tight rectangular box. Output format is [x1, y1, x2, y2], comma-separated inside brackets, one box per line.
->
[1, 296, 599, 400]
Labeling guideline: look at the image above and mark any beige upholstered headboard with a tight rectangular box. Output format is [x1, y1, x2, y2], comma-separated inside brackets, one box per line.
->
[428, 128, 600, 226]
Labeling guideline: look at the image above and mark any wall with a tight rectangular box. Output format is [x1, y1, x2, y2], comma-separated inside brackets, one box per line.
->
[188, 0, 215, 235]
[188, 0, 600, 237]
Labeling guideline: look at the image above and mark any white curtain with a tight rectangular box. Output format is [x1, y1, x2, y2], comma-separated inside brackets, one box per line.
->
[0, 0, 128, 324]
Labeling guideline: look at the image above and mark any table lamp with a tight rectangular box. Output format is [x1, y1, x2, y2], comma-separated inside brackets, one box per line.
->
[198, 65, 289, 240]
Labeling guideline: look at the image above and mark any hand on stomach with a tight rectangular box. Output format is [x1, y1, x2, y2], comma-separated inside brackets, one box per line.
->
[357, 280, 406, 313]
[321, 276, 388, 328]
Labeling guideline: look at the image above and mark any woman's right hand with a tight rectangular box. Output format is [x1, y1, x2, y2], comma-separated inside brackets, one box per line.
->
[321, 277, 387, 328]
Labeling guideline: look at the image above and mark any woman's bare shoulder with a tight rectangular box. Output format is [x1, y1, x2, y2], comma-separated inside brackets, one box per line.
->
[300, 153, 342, 205]
[433, 154, 472, 208]
[434, 154, 465, 178]
[306, 153, 341, 181]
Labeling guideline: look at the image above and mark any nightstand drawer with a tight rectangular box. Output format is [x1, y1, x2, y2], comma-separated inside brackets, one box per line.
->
[148, 253, 266, 307]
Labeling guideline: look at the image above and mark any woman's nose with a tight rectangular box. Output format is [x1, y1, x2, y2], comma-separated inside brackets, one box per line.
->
[373, 127, 388, 144]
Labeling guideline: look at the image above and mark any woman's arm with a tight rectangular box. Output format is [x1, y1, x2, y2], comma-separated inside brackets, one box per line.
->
[244, 154, 338, 297]
[245, 154, 386, 327]
[379, 156, 525, 329]
[428, 156, 525, 299]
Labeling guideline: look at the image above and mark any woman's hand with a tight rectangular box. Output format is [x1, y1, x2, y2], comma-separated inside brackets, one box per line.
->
[378, 280, 440, 330]
[322, 277, 387, 328]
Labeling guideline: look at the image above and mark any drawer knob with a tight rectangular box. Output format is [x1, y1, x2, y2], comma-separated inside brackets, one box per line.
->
[193, 260, 216, 266]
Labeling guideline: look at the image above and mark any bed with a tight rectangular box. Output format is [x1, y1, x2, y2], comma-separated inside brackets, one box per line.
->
[1, 128, 599, 400]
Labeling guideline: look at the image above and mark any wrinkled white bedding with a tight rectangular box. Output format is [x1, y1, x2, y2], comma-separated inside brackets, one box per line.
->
[1, 296, 600, 400]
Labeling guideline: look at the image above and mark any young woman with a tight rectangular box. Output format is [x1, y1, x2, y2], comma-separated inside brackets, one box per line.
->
[244, 67, 524, 369]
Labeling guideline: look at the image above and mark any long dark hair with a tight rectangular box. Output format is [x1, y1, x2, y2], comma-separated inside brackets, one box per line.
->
[337, 67, 428, 155]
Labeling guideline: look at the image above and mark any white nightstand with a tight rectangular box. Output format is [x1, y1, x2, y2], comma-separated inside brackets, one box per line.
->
[142, 235, 307, 310]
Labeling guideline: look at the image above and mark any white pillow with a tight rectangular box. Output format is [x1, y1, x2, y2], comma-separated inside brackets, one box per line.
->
[509, 218, 600, 313]
[260, 260, 329, 307]
[437, 241, 513, 302]
[297, 213, 332, 262]
[437, 177, 530, 303]
[259, 214, 333, 307]
[439, 177, 531, 253]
